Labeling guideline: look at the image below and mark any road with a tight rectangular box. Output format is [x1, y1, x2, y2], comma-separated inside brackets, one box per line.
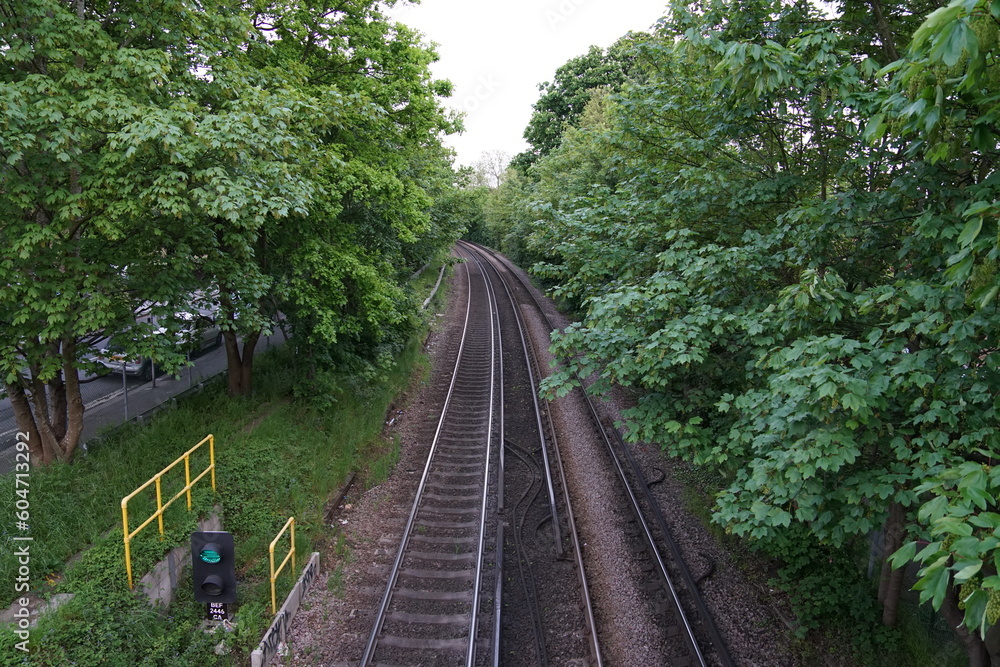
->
[0, 332, 286, 472]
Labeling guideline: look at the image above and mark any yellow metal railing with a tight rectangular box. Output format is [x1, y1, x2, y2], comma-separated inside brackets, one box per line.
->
[269, 517, 296, 614]
[121, 434, 217, 589]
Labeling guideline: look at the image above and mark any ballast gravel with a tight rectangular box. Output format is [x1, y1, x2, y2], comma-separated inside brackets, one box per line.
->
[274, 253, 838, 666]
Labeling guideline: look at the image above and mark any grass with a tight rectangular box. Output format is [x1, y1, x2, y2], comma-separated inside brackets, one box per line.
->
[0, 254, 453, 665]
[365, 433, 402, 488]
[326, 529, 356, 600]
[893, 604, 967, 667]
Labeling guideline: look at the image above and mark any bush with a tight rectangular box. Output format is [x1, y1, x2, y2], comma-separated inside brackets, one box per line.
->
[760, 525, 899, 660]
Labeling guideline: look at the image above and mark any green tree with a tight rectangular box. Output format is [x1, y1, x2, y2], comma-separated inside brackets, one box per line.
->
[0, 0, 330, 462]
[226, 0, 460, 397]
[522, 1, 1000, 660]
[481, 169, 535, 267]
[860, 1, 1000, 661]
[443, 173, 489, 246]
[511, 34, 645, 171]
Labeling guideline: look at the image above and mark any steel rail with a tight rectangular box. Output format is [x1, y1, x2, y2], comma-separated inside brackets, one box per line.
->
[578, 386, 709, 666]
[488, 252, 507, 667]
[359, 254, 497, 666]
[467, 245, 502, 667]
[466, 245, 562, 555]
[469, 240, 731, 667]
[472, 248, 558, 666]
[488, 254, 563, 555]
[461, 241, 603, 667]
[504, 438, 550, 665]
[607, 411, 735, 667]
[471, 244, 553, 665]
[530, 351, 603, 667]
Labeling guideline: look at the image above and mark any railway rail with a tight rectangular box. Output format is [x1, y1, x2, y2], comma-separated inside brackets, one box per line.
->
[359, 244, 600, 667]
[464, 243, 600, 667]
[469, 241, 735, 667]
[359, 249, 499, 666]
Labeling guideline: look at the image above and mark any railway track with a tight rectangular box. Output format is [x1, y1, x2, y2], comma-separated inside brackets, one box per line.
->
[470, 241, 735, 667]
[464, 243, 600, 667]
[359, 249, 499, 666]
[360, 244, 599, 666]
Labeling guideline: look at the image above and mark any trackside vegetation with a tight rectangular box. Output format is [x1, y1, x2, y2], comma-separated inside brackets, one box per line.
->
[0, 257, 450, 665]
[470, 1, 1000, 664]
[1, 0, 463, 465]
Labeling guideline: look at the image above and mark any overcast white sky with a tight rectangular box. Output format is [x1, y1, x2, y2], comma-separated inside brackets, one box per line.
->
[387, 0, 669, 168]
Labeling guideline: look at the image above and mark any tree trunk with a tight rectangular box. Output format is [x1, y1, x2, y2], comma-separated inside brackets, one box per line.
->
[985, 622, 1000, 666]
[6, 337, 86, 465]
[879, 500, 906, 626]
[867, 0, 900, 62]
[880, 561, 905, 627]
[59, 335, 84, 461]
[5, 380, 47, 466]
[941, 581, 989, 667]
[240, 330, 259, 393]
[223, 331, 242, 396]
[27, 371, 64, 464]
[47, 341, 67, 442]
[223, 330, 261, 396]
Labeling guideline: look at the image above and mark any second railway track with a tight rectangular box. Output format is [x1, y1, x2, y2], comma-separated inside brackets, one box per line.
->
[469, 243, 600, 667]
[471, 241, 735, 667]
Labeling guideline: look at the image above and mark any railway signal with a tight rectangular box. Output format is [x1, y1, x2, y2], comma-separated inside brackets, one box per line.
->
[191, 531, 237, 604]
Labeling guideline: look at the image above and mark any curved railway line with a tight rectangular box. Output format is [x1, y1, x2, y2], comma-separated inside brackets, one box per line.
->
[469, 243, 600, 667]
[359, 243, 600, 667]
[469, 241, 736, 667]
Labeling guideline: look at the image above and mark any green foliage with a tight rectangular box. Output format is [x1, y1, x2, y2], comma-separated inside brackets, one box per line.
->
[489, 0, 1000, 654]
[1, 0, 460, 456]
[24, 522, 219, 665]
[762, 526, 883, 638]
[31, 590, 190, 666]
[0, 316, 433, 662]
[0, 0, 331, 363]
[453, 185, 491, 246]
[512, 34, 647, 170]
[255, 2, 461, 395]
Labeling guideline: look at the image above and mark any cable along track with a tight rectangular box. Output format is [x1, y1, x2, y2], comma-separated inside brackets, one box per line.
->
[469, 241, 735, 667]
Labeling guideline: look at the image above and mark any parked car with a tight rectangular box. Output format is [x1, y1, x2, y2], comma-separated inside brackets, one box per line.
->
[93, 310, 222, 380]
[174, 309, 223, 354]
[92, 341, 157, 380]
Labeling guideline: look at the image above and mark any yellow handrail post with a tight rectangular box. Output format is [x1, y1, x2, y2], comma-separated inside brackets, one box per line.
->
[184, 453, 192, 510]
[268, 517, 296, 614]
[268, 544, 275, 615]
[155, 476, 165, 537]
[122, 500, 133, 590]
[210, 435, 216, 491]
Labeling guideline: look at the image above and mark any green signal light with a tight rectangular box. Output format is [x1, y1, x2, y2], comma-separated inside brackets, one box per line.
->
[200, 549, 222, 564]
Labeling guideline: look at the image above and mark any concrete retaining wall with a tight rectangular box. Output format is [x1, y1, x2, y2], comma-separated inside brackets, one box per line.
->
[139, 512, 223, 608]
[250, 552, 321, 667]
